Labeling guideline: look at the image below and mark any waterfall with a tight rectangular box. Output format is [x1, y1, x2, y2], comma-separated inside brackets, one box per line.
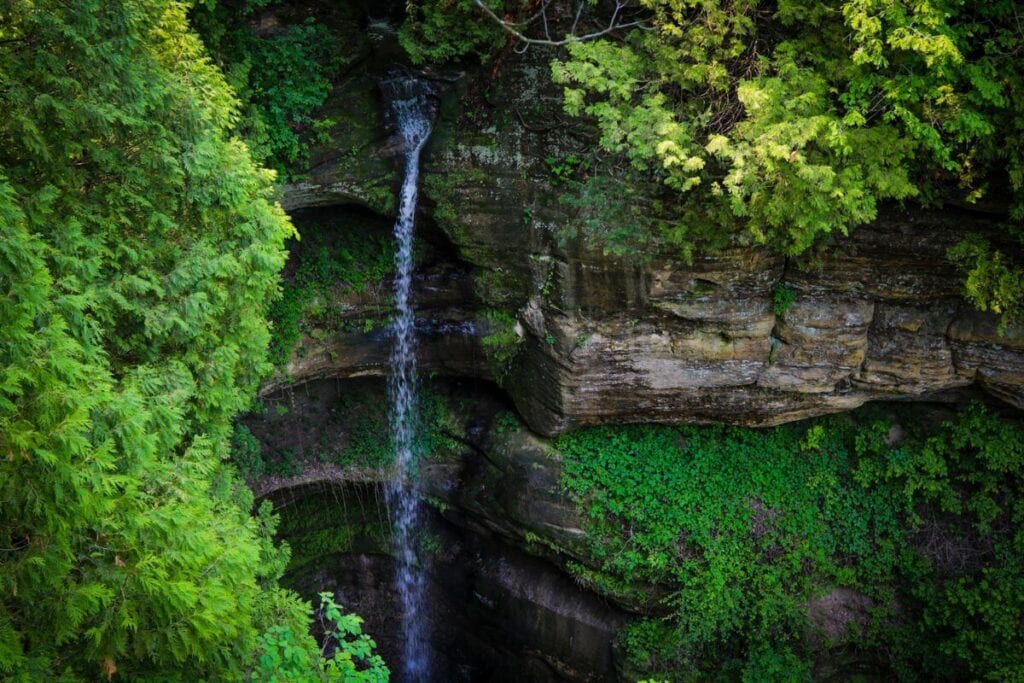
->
[385, 88, 433, 681]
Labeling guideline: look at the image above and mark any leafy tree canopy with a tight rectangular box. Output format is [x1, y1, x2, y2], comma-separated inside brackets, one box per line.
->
[0, 1, 385, 679]
[399, 0, 507, 64]
[402, 0, 1024, 326]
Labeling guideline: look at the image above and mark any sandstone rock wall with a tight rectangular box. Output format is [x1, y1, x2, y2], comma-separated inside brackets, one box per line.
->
[274, 30, 1024, 436]
[509, 212, 1024, 434]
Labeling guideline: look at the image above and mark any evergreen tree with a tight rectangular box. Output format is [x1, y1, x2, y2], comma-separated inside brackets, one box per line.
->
[0, 2, 385, 679]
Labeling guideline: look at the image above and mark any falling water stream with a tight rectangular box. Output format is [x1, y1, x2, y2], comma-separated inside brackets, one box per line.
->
[385, 89, 433, 680]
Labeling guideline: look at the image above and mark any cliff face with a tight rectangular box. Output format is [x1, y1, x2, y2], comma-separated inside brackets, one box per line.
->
[246, 16, 1024, 680]
[251, 379, 629, 682]
[506, 215, 1024, 434]
[272, 42, 1024, 436]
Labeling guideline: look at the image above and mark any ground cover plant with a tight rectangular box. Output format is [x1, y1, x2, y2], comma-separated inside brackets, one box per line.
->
[557, 404, 1024, 680]
[267, 212, 395, 367]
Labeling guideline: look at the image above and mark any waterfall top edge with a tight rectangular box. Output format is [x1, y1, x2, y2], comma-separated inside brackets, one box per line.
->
[378, 68, 441, 99]
[379, 71, 440, 149]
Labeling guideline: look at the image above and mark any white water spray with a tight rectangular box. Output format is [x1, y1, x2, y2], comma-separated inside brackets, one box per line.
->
[386, 93, 433, 681]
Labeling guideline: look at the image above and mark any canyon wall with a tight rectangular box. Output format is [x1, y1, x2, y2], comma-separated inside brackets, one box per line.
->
[270, 43, 1024, 437]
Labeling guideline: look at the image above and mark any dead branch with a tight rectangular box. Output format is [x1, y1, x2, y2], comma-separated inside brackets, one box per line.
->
[473, 0, 651, 53]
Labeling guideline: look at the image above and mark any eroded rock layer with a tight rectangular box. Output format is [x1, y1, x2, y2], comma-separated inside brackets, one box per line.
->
[270, 30, 1024, 437]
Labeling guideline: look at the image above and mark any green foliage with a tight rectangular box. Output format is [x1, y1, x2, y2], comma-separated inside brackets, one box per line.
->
[266, 447, 302, 478]
[0, 2, 377, 679]
[232, 423, 267, 480]
[254, 593, 389, 683]
[315, 593, 389, 681]
[332, 393, 396, 468]
[545, 154, 587, 184]
[327, 388, 461, 469]
[521, 206, 534, 226]
[948, 234, 1024, 331]
[557, 405, 1024, 680]
[399, 0, 507, 64]
[480, 309, 522, 384]
[772, 285, 797, 316]
[268, 217, 394, 367]
[237, 20, 345, 176]
[620, 620, 684, 677]
[274, 488, 390, 572]
[852, 404, 1024, 680]
[192, 2, 347, 178]
[493, 410, 521, 436]
[741, 644, 812, 683]
[419, 533, 444, 558]
[547, 0, 1024, 265]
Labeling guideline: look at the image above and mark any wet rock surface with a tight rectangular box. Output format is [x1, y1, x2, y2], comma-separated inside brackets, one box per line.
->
[253, 380, 631, 681]
[271, 482, 627, 682]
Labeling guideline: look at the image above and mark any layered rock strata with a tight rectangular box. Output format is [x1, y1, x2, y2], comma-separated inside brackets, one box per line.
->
[272, 29, 1024, 437]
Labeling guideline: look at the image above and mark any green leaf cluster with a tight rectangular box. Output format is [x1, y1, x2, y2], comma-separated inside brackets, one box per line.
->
[479, 309, 523, 385]
[272, 486, 390, 573]
[557, 404, 1024, 680]
[267, 215, 395, 367]
[948, 233, 1024, 330]
[232, 424, 268, 480]
[191, 1, 349, 179]
[551, 1, 1023, 256]
[253, 593, 388, 683]
[772, 285, 797, 316]
[399, 0, 509, 65]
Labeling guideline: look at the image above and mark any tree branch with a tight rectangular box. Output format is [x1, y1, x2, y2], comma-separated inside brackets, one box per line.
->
[473, 0, 651, 51]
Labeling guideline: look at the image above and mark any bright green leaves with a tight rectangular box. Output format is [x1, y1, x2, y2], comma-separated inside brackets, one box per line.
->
[191, 3, 350, 179]
[842, 0, 964, 69]
[254, 593, 389, 683]
[480, 309, 523, 384]
[317, 592, 389, 682]
[554, 40, 649, 114]
[949, 234, 1024, 331]
[824, 0, 1018, 189]
[558, 421, 869, 672]
[550, 0, 915, 254]
[549, 0, 1023, 268]
[711, 73, 917, 253]
[0, 0, 327, 679]
[855, 403, 1024, 534]
[553, 40, 707, 192]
